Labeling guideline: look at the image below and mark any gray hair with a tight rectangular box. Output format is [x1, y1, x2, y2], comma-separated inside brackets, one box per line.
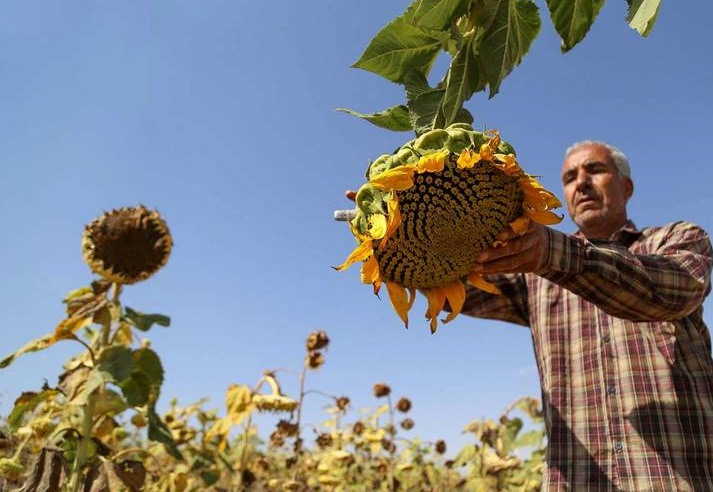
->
[565, 140, 631, 178]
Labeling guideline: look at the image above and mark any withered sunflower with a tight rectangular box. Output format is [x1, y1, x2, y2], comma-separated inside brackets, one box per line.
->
[336, 124, 562, 333]
[82, 205, 172, 284]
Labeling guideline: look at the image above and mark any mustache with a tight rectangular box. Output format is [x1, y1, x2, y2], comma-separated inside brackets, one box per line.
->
[574, 191, 599, 206]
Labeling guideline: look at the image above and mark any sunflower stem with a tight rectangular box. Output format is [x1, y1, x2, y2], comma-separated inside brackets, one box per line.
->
[68, 395, 97, 492]
[68, 283, 121, 492]
[291, 363, 308, 482]
[236, 415, 253, 489]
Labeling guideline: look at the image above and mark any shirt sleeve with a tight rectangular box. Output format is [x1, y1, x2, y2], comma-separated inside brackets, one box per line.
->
[540, 221, 713, 321]
[461, 273, 531, 327]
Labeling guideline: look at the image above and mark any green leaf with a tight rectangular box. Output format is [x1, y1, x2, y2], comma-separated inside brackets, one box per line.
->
[438, 30, 485, 126]
[8, 390, 59, 431]
[352, 16, 441, 83]
[147, 407, 183, 460]
[98, 346, 134, 383]
[124, 306, 170, 332]
[478, 0, 541, 97]
[404, 71, 445, 134]
[118, 348, 164, 407]
[336, 105, 413, 131]
[513, 429, 545, 449]
[405, 0, 473, 31]
[546, 0, 604, 52]
[499, 416, 524, 454]
[626, 0, 661, 36]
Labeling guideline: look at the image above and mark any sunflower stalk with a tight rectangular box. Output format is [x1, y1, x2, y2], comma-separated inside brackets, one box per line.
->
[67, 283, 122, 492]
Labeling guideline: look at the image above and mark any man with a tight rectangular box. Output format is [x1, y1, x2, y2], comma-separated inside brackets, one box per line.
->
[466, 141, 713, 490]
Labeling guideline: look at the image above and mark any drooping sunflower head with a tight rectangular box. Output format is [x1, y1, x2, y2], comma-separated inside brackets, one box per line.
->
[336, 124, 563, 332]
[82, 205, 173, 285]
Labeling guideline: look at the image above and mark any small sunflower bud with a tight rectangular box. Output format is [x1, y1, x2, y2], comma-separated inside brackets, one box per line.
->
[131, 413, 147, 428]
[335, 396, 350, 411]
[305, 351, 325, 370]
[315, 433, 333, 449]
[435, 439, 447, 455]
[396, 397, 412, 413]
[400, 418, 414, 430]
[270, 431, 285, 447]
[276, 420, 299, 437]
[306, 331, 330, 351]
[82, 206, 172, 285]
[373, 383, 391, 398]
[381, 438, 396, 453]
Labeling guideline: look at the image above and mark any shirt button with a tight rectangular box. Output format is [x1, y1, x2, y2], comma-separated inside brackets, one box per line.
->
[602, 334, 611, 343]
[607, 385, 617, 395]
[613, 441, 624, 452]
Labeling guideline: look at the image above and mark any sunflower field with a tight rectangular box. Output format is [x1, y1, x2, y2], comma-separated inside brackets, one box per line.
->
[0, 0, 662, 490]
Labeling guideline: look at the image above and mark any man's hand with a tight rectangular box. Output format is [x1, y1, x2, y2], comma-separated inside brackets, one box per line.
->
[473, 221, 551, 274]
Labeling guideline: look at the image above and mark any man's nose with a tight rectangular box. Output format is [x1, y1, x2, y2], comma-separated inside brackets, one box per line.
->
[575, 170, 591, 190]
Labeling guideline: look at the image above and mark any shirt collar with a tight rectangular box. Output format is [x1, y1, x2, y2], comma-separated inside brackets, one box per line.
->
[574, 220, 642, 246]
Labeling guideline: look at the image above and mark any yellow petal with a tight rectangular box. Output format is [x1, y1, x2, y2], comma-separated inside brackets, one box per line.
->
[379, 194, 401, 250]
[509, 217, 531, 235]
[424, 287, 447, 334]
[361, 255, 381, 285]
[457, 149, 481, 169]
[494, 153, 523, 176]
[368, 214, 387, 239]
[386, 281, 412, 328]
[333, 240, 373, 271]
[485, 130, 501, 151]
[441, 280, 466, 324]
[467, 272, 502, 295]
[525, 209, 564, 225]
[479, 142, 494, 161]
[520, 178, 562, 211]
[369, 165, 417, 190]
[417, 151, 448, 173]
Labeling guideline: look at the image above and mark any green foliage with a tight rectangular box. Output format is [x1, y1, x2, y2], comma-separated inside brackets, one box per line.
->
[626, 0, 662, 36]
[343, 0, 662, 135]
[123, 306, 171, 332]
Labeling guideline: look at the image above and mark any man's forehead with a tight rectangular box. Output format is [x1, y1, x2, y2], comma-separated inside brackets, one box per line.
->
[562, 145, 613, 172]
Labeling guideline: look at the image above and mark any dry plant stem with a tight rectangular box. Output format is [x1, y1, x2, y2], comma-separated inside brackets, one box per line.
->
[68, 282, 121, 492]
[291, 363, 308, 481]
[237, 415, 253, 488]
[378, 394, 396, 492]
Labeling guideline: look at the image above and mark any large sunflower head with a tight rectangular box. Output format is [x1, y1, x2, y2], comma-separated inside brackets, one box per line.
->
[82, 205, 173, 285]
[336, 124, 562, 333]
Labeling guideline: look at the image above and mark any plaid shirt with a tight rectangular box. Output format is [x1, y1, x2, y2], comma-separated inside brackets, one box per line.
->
[462, 220, 713, 491]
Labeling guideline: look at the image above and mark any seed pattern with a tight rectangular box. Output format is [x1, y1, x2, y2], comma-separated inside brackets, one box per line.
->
[374, 162, 523, 289]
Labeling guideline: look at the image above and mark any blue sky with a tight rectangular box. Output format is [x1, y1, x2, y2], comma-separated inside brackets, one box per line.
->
[1, 1, 712, 456]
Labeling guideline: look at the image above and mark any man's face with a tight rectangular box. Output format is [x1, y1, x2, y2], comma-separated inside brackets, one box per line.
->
[560, 144, 633, 239]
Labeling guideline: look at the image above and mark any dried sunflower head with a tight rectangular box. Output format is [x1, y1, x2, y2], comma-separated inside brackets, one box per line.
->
[306, 330, 330, 351]
[336, 124, 562, 332]
[253, 394, 299, 413]
[396, 397, 412, 413]
[82, 205, 172, 284]
[373, 383, 391, 398]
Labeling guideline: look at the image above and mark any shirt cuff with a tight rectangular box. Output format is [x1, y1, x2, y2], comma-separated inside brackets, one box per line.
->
[542, 228, 586, 274]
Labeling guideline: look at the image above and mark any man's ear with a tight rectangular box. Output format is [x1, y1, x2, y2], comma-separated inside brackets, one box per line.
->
[624, 178, 634, 200]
